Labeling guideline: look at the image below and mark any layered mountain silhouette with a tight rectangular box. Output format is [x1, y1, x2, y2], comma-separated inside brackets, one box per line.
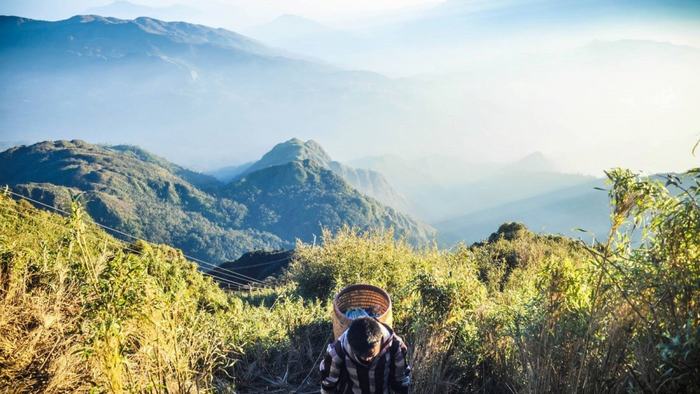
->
[0, 15, 420, 167]
[0, 139, 434, 264]
[84, 1, 197, 22]
[434, 179, 611, 245]
[352, 153, 598, 221]
[350, 152, 611, 244]
[245, 14, 338, 45]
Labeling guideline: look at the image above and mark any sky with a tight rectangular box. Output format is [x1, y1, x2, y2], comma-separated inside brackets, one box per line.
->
[1, 0, 699, 176]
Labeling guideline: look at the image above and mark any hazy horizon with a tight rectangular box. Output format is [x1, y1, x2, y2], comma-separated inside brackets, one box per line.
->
[1, 0, 699, 177]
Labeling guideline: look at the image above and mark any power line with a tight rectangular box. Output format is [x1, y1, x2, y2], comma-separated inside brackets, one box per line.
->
[0, 190, 264, 289]
[3, 188, 266, 285]
[183, 253, 264, 285]
[0, 203, 254, 289]
[0, 203, 253, 289]
[3, 191, 344, 386]
[224, 254, 293, 270]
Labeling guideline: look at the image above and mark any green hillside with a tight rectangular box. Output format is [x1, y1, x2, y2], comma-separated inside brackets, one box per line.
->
[0, 140, 286, 262]
[226, 159, 434, 245]
[0, 191, 327, 392]
[0, 140, 433, 263]
[1, 166, 697, 392]
[237, 138, 411, 211]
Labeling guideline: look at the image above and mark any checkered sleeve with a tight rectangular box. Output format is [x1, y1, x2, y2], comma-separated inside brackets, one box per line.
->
[389, 335, 411, 394]
[320, 340, 343, 393]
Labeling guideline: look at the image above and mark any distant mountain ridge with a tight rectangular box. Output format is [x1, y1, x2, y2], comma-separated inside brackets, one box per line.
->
[245, 14, 335, 43]
[0, 15, 281, 60]
[502, 152, 558, 173]
[0, 15, 421, 167]
[84, 1, 197, 22]
[0, 139, 434, 264]
[351, 153, 596, 222]
[434, 179, 611, 246]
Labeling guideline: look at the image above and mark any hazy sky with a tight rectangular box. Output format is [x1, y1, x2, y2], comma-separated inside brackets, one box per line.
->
[0, 0, 444, 28]
[2, 0, 699, 176]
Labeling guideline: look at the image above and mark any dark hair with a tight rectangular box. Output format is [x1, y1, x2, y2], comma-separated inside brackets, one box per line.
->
[347, 317, 383, 355]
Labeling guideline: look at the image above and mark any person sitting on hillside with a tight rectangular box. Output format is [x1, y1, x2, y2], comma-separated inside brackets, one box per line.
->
[320, 317, 411, 393]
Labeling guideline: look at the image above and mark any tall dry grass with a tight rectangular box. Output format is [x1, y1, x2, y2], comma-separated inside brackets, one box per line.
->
[0, 194, 239, 392]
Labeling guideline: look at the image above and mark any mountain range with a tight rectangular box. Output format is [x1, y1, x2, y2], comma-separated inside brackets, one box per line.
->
[240, 1, 700, 75]
[84, 1, 197, 22]
[0, 12, 689, 253]
[0, 139, 434, 264]
[349, 152, 611, 245]
[353, 153, 596, 212]
[1, 14, 697, 174]
[434, 179, 611, 245]
[0, 14, 426, 167]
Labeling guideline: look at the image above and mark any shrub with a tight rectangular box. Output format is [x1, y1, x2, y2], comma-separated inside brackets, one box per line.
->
[2, 164, 698, 393]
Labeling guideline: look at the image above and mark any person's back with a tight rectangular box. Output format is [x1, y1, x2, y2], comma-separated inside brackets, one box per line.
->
[320, 317, 411, 394]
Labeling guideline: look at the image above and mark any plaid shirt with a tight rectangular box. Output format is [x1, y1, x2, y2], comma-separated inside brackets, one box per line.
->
[320, 322, 411, 394]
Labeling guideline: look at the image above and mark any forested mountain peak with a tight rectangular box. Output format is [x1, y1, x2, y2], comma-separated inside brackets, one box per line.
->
[242, 138, 332, 176]
[238, 137, 412, 212]
[0, 139, 434, 263]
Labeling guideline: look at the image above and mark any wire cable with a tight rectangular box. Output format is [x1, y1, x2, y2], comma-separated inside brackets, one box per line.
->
[2, 205, 253, 289]
[0, 203, 252, 289]
[3, 188, 266, 285]
[0, 192, 261, 289]
[224, 255, 293, 270]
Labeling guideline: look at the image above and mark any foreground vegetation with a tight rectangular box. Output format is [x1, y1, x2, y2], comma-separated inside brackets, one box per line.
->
[1, 167, 698, 393]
